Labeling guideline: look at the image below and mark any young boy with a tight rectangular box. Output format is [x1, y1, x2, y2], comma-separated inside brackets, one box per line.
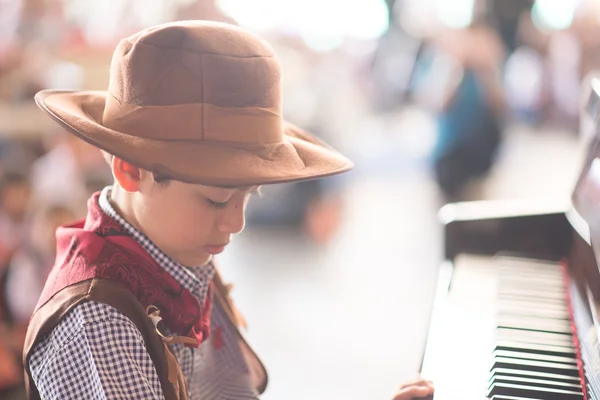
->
[23, 21, 434, 400]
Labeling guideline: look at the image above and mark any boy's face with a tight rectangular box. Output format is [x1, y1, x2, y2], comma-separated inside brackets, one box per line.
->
[129, 179, 258, 267]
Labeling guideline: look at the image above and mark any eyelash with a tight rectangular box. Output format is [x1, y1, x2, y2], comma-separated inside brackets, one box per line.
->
[206, 199, 228, 209]
[205, 188, 260, 209]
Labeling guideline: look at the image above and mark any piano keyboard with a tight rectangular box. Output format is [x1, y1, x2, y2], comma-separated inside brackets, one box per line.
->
[421, 255, 585, 400]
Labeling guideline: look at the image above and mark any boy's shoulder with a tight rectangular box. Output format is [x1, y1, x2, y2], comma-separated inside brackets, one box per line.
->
[27, 298, 163, 400]
[37, 299, 144, 350]
[27, 278, 154, 365]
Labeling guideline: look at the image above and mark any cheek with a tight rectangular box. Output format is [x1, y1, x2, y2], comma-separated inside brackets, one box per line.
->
[144, 201, 215, 246]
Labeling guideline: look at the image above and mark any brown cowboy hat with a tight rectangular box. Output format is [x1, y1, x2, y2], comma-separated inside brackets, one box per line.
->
[35, 21, 353, 187]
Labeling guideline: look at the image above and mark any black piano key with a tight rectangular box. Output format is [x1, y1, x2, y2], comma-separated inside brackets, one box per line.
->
[491, 349, 578, 365]
[496, 326, 573, 340]
[488, 374, 582, 392]
[487, 382, 583, 400]
[496, 316, 573, 334]
[494, 341, 576, 357]
[489, 367, 582, 384]
[496, 327, 572, 340]
[491, 357, 581, 377]
[496, 326, 573, 341]
[490, 396, 545, 400]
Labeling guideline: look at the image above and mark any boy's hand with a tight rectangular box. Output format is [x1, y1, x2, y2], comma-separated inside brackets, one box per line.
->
[391, 377, 434, 400]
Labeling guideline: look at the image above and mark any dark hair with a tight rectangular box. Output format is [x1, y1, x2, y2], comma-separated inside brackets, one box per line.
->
[101, 150, 171, 186]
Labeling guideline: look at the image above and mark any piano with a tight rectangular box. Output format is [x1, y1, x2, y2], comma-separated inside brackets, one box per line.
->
[420, 76, 600, 400]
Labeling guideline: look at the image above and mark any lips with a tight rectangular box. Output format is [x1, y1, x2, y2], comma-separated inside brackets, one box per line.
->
[204, 244, 228, 255]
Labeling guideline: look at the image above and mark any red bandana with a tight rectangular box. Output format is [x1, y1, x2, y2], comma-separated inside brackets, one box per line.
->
[34, 192, 211, 347]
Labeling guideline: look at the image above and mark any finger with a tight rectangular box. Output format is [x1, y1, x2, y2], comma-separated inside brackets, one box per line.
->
[392, 385, 434, 400]
[399, 378, 434, 390]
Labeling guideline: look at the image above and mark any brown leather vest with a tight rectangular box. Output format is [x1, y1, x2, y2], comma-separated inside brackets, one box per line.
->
[23, 274, 268, 400]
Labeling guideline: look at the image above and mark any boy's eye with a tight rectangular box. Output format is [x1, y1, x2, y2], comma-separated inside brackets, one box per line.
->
[206, 199, 228, 209]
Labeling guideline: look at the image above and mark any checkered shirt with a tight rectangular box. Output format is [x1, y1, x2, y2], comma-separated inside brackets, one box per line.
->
[28, 186, 260, 399]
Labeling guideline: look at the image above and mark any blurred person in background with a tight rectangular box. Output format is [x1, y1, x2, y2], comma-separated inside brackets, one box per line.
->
[491, 0, 534, 54]
[0, 43, 46, 104]
[30, 129, 111, 217]
[4, 203, 77, 324]
[0, 0, 66, 103]
[0, 305, 25, 400]
[0, 203, 76, 400]
[0, 170, 33, 400]
[546, 0, 600, 129]
[503, 8, 551, 125]
[0, 171, 32, 268]
[416, 14, 506, 200]
[503, 0, 600, 129]
[546, 28, 581, 128]
[435, 18, 506, 199]
[23, 33, 111, 216]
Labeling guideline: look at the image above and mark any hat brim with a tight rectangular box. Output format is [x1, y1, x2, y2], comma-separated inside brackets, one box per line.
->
[35, 90, 353, 187]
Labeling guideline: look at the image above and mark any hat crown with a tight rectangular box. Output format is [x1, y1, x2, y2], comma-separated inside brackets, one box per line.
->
[34, 23, 352, 187]
[107, 21, 282, 109]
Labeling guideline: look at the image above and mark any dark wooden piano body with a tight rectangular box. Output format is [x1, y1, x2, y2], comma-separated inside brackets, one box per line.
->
[420, 77, 600, 399]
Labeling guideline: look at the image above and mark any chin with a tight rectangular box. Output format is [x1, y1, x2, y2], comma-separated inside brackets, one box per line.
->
[178, 253, 213, 268]
[197, 253, 214, 267]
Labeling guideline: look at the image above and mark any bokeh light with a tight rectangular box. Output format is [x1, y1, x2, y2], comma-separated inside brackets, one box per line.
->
[532, 0, 581, 31]
[435, 0, 474, 29]
[217, 0, 389, 51]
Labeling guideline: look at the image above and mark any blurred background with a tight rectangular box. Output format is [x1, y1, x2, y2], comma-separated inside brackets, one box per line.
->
[0, 0, 596, 398]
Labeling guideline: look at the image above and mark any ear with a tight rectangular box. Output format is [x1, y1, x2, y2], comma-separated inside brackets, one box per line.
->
[111, 157, 142, 192]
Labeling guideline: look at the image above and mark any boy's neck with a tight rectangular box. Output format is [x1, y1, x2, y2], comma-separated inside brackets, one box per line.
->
[108, 185, 144, 235]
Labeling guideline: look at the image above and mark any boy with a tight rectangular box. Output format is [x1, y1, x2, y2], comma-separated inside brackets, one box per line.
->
[23, 21, 434, 399]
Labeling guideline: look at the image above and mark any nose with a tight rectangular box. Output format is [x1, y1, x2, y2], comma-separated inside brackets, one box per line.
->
[216, 200, 246, 235]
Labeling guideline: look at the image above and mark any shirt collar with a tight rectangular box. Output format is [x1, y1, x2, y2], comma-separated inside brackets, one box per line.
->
[98, 186, 215, 301]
